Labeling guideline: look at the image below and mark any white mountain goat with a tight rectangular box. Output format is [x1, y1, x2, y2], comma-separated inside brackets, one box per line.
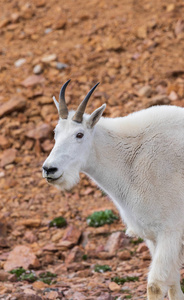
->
[42, 80, 184, 300]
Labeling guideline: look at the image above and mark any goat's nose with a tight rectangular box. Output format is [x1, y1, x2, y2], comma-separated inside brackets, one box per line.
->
[43, 166, 58, 175]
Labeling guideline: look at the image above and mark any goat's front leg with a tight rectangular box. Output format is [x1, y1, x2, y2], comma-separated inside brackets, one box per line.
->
[147, 233, 182, 300]
[168, 270, 184, 300]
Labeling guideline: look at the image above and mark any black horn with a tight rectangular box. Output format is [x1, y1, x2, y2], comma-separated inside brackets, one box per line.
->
[59, 79, 71, 119]
[72, 82, 100, 123]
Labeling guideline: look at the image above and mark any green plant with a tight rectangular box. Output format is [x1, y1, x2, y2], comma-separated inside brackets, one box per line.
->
[181, 279, 184, 292]
[9, 267, 26, 277]
[9, 268, 57, 285]
[130, 237, 144, 245]
[94, 264, 112, 273]
[111, 276, 139, 285]
[49, 216, 67, 228]
[86, 210, 118, 227]
[20, 271, 38, 283]
[39, 271, 57, 285]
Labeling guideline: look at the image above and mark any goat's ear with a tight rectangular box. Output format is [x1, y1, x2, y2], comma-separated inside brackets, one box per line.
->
[87, 104, 106, 128]
[53, 96, 60, 114]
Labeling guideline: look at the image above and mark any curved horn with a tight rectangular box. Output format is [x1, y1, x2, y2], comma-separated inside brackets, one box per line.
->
[59, 79, 71, 119]
[72, 82, 100, 123]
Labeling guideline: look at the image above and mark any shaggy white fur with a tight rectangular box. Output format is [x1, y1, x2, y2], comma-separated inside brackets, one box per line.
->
[43, 104, 184, 300]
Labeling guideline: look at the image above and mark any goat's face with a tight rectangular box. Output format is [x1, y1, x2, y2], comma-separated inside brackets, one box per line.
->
[42, 80, 106, 190]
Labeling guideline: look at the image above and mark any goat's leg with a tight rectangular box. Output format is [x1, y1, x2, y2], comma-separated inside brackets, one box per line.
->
[147, 233, 182, 300]
[146, 239, 156, 258]
[168, 270, 184, 300]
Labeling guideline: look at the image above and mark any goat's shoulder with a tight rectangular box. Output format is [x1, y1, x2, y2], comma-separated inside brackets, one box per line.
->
[97, 105, 184, 137]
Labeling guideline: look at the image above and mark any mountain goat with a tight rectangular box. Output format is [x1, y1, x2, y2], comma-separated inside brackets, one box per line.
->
[42, 80, 184, 300]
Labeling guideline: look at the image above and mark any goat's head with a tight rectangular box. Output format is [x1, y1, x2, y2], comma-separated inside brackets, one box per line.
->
[42, 80, 106, 190]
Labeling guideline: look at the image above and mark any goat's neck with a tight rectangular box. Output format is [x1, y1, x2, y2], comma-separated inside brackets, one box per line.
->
[82, 124, 131, 203]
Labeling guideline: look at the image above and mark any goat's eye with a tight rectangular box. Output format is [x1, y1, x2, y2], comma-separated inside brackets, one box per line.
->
[76, 132, 84, 139]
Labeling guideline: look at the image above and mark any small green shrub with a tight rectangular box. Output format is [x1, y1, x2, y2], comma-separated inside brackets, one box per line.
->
[111, 276, 139, 285]
[49, 216, 67, 228]
[181, 279, 184, 292]
[20, 271, 38, 283]
[86, 210, 118, 227]
[9, 267, 26, 277]
[130, 237, 144, 245]
[94, 264, 112, 273]
[9, 268, 57, 285]
[39, 271, 57, 285]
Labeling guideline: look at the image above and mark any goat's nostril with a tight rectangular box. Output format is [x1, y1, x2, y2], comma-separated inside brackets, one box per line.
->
[48, 167, 58, 174]
[43, 166, 58, 175]
[43, 166, 49, 172]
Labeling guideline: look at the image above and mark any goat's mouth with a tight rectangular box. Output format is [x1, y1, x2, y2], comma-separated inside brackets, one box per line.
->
[46, 173, 63, 183]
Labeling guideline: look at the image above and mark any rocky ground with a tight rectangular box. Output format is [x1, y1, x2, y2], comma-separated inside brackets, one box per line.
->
[0, 0, 184, 299]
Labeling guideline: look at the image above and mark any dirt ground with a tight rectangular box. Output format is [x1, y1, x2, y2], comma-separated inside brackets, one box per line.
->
[1, 0, 184, 299]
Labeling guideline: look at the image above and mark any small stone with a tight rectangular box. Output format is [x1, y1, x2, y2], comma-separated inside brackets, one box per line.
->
[138, 85, 152, 97]
[168, 91, 178, 101]
[166, 3, 175, 12]
[45, 291, 59, 299]
[104, 231, 125, 254]
[53, 18, 67, 30]
[21, 75, 45, 87]
[56, 62, 68, 70]
[108, 281, 121, 291]
[0, 149, 17, 168]
[45, 28, 52, 34]
[32, 280, 48, 289]
[0, 17, 10, 29]
[18, 219, 41, 228]
[0, 135, 10, 149]
[33, 64, 43, 74]
[60, 225, 81, 247]
[24, 231, 37, 243]
[103, 37, 122, 51]
[147, 95, 170, 107]
[41, 54, 57, 63]
[137, 25, 147, 39]
[14, 58, 26, 67]
[41, 139, 54, 152]
[25, 123, 53, 140]
[117, 250, 131, 260]
[4, 245, 40, 271]
[0, 270, 9, 281]
[137, 243, 148, 253]
[0, 96, 26, 118]
[65, 246, 84, 264]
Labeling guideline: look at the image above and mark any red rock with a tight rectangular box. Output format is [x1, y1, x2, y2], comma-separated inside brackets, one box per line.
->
[13, 293, 42, 300]
[0, 148, 17, 167]
[21, 75, 45, 87]
[0, 270, 9, 281]
[0, 97, 26, 118]
[137, 243, 148, 253]
[104, 231, 125, 254]
[97, 293, 112, 300]
[0, 237, 9, 248]
[0, 217, 7, 236]
[4, 245, 40, 271]
[58, 225, 81, 249]
[18, 218, 41, 228]
[25, 123, 53, 140]
[65, 246, 84, 264]
[0, 135, 10, 149]
[108, 282, 121, 291]
[24, 231, 37, 243]
[53, 17, 67, 30]
[117, 249, 131, 260]
[41, 139, 54, 152]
